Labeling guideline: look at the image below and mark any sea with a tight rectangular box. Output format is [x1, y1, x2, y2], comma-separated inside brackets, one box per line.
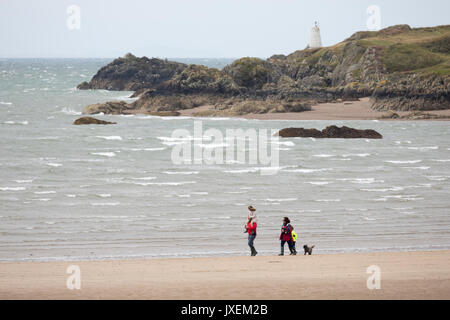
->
[0, 58, 449, 262]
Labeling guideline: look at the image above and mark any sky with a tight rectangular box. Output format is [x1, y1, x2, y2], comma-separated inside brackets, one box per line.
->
[0, 0, 449, 58]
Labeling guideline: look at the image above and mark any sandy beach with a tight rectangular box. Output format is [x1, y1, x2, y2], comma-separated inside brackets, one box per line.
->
[179, 97, 450, 120]
[1, 250, 449, 300]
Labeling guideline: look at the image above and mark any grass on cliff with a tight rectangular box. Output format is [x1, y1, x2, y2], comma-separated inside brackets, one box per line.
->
[356, 25, 450, 75]
[382, 43, 444, 73]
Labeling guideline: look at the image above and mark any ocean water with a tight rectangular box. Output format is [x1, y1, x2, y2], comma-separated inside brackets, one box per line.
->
[0, 58, 449, 262]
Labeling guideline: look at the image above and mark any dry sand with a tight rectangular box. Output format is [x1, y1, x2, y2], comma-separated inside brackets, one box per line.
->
[179, 97, 450, 120]
[1, 250, 449, 299]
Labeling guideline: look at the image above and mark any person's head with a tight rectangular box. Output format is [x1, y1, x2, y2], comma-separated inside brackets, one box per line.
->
[283, 217, 290, 225]
[248, 205, 256, 212]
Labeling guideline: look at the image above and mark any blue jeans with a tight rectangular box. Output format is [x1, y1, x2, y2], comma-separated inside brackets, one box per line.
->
[248, 234, 256, 247]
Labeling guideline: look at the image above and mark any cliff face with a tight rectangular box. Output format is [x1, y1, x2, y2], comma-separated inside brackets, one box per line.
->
[79, 25, 450, 115]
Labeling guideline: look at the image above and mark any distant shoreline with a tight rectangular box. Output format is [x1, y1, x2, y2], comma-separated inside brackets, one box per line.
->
[1, 250, 449, 299]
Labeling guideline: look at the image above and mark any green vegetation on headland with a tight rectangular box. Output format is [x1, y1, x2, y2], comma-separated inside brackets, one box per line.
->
[78, 24, 450, 115]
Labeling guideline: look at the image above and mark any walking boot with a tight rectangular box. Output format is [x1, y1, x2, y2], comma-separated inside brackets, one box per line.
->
[278, 247, 284, 256]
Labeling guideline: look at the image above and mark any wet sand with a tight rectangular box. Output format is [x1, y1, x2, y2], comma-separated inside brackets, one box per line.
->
[1, 250, 449, 299]
[179, 97, 450, 120]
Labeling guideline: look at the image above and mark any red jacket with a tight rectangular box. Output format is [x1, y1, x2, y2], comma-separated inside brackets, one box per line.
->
[247, 222, 257, 236]
[280, 224, 292, 241]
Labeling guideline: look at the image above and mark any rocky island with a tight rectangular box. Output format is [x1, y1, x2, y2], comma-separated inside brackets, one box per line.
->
[277, 126, 383, 139]
[78, 24, 450, 117]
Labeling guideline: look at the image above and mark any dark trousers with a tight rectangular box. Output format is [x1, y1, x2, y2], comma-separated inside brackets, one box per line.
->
[248, 235, 256, 247]
[248, 235, 257, 255]
[281, 240, 294, 249]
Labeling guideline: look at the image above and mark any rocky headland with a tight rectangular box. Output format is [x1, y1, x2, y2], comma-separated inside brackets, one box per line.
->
[78, 24, 450, 117]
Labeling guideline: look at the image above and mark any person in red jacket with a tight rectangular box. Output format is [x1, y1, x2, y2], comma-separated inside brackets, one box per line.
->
[244, 206, 258, 256]
[279, 217, 296, 255]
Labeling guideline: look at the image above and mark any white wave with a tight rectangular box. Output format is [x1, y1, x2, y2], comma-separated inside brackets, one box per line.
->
[273, 141, 295, 147]
[96, 194, 111, 198]
[46, 163, 62, 167]
[34, 191, 56, 194]
[66, 194, 77, 198]
[315, 199, 341, 202]
[14, 179, 33, 183]
[313, 154, 334, 158]
[124, 147, 166, 152]
[114, 95, 138, 102]
[2, 120, 28, 125]
[157, 136, 202, 142]
[342, 153, 370, 157]
[0, 101, 12, 105]
[198, 143, 230, 149]
[131, 176, 157, 180]
[382, 195, 423, 201]
[163, 171, 199, 175]
[307, 181, 332, 185]
[265, 198, 297, 202]
[225, 160, 245, 164]
[0, 187, 26, 191]
[35, 136, 60, 141]
[91, 152, 116, 157]
[277, 147, 292, 151]
[407, 146, 438, 151]
[96, 136, 123, 141]
[60, 107, 81, 115]
[91, 202, 120, 206]
[134, 181, 196, 186]
[161, 141, 188, 146]
[32, 198, 51, 201]
[337, 178, 383, 184]
[385, 160, 422, 164]
[402, 166, 430, 170]
[284, 168, 332, 173]
[426, 175, 449, 181]
[432, 159, 450, 162]
[224, 168, 259, 174]
[192, 191, 208, 195]
[177, 194, 191, 198]
[361, 187, 404, 192]
[170, 217, 201, 221]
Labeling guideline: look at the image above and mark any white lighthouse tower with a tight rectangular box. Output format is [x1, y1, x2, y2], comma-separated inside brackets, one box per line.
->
[308, 21, 322, 49]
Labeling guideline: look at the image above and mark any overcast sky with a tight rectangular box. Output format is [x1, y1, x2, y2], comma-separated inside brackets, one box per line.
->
[1, 0, 449, 58]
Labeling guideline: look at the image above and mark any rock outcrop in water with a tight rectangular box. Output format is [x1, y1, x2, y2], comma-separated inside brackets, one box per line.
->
[73, 117, 116, 125]
[78, 25, 450, 115]
[277, 126, 383, 139]
[77, 53, 187, 91]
